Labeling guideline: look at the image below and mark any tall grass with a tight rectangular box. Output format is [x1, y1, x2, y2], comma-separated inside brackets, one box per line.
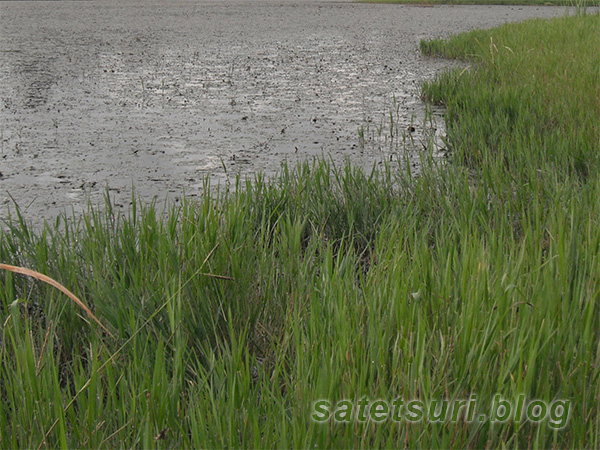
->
[1, 12, 599, 449]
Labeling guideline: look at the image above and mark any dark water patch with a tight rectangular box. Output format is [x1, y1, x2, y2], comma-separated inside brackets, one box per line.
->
[17, 55, 56, 109]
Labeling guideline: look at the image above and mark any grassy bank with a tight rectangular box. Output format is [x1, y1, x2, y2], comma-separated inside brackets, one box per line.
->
[1, 11, 599, 449]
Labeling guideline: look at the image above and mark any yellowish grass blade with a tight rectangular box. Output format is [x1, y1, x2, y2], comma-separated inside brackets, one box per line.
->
[0, 263, 114, 338]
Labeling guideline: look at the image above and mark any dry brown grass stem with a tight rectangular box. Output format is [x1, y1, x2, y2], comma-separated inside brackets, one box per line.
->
[0, 263, 114, 338]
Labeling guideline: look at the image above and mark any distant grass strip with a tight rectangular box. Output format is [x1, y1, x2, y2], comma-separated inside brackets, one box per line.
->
[362, 0, 594, 5]
[1, 11, 599, 449]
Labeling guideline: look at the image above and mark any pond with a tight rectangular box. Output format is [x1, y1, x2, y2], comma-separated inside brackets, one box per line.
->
[0, 0, 565, 224]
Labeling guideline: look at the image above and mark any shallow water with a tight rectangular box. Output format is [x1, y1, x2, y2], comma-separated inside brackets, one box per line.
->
[0, 0, 565, 225]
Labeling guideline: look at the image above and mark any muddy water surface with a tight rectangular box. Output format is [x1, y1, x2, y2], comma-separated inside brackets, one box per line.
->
[0, 0, 565, 225]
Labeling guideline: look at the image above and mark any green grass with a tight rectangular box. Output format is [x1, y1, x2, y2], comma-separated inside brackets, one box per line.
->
[1, 11, 599, 449]
[357, 0, 598, 8]
[362, 0, 597, 7]
[364, 0, 563, 4]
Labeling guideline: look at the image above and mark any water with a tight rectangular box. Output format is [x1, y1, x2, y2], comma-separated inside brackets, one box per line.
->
[0, 0, 566, 224]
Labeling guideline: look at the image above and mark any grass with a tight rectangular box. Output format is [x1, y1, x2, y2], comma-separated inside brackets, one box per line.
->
[1, 10, 600, 449]
[364, 0, 559, 4]
[362, 0, 598, 8]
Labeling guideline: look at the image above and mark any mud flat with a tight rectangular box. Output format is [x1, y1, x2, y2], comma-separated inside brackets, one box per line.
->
[0, 0, 565, 225]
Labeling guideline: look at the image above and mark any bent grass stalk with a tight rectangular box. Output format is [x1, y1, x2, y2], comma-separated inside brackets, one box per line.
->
[0, 263, 113, 338]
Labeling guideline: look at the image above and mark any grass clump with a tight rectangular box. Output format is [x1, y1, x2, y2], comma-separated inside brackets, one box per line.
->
[421, 14, 599, 182]
[1, 11, 600, 449]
